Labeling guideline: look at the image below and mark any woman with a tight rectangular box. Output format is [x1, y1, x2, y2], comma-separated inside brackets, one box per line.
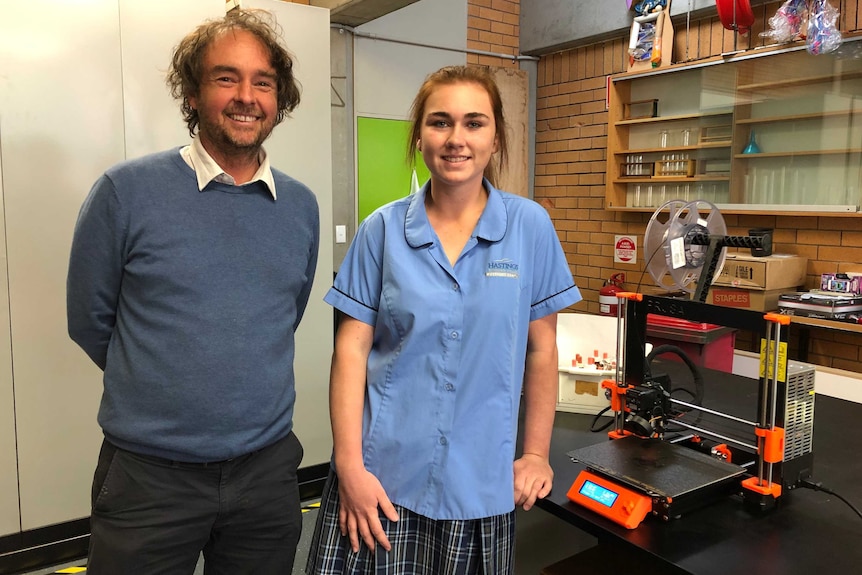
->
[307, 65, 582, 574]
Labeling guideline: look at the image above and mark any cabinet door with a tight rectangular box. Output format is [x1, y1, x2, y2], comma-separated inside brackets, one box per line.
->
[606, 45, 862, 214]
[0, 0, 225, 532]
[607, 67, 736, 210]
[0, 0, 125, 531]
[0, 130, 19, 538]
[125, 0, 335, 466]
[119, 0, 226, 158]
[243, 0, 335, 467]
[731, 52, 862, 209]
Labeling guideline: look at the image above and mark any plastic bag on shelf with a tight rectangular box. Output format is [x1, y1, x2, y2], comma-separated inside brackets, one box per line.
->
[629, 21, 655, 62]
[807, 0, 842, 55]
[760, 0, 808, 44]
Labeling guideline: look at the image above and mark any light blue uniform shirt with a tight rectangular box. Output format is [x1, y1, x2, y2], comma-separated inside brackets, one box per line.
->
[325, 180, 581, 520]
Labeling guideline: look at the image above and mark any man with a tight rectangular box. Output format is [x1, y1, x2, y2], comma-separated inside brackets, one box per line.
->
[67, 9, 318, 574]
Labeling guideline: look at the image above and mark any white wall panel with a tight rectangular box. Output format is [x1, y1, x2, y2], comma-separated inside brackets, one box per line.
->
[120, 0, 226, 158]
[241, 0, 335, 467]
[354, 0, 466, 119]
[0, 0, 225, 532]
[0, 0, 125, 531]
[0, 0, 331, 535]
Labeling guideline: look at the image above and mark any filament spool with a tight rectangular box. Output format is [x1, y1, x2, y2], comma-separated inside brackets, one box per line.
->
[644, 200, 728, 294]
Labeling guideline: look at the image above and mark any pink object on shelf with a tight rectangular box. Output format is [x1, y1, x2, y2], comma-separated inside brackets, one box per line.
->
[646, 314, 736, 373]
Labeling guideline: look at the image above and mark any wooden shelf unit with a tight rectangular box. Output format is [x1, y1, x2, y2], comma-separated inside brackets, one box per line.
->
[735, 109, 862, 125]
[735, 69, 862, 92]
[788, 315, 862, 335]
[615, 109, 733, 126]
[615, 141, 732, 155]
[734, 149, 862, 159]
[606, 45, 862, 213]
[612, 175, 730, 184]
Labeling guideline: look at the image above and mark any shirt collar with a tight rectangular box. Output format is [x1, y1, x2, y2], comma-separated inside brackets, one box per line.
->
[180, 137, 278, 200]
[405, 178, 507, 248]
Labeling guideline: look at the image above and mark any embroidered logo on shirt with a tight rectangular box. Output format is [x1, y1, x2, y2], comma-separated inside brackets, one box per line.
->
[486, 259, 519, 279]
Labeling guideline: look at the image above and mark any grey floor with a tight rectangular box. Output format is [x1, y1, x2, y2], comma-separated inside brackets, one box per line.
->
[24, 500, 596, 575]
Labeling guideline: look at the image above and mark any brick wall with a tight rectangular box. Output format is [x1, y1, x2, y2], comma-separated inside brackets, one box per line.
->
[467, 0, 520, 68]
[533, 1, 862, 371]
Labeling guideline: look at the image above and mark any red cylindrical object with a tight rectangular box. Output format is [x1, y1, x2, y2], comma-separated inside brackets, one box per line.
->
[599, 273, 626, 316]
[715, 0, 755, 35]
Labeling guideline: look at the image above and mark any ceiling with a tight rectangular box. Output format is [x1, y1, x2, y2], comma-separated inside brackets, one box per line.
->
[310, 0, 421, 27]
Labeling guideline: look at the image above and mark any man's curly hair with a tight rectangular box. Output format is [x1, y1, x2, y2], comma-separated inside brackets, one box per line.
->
[166, 9, 301, 137]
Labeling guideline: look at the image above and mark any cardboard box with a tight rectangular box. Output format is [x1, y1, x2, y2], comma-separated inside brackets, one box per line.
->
[707, 287, 786, 312]
[713, 253, 807, 291]
[557, 367, 613, 415]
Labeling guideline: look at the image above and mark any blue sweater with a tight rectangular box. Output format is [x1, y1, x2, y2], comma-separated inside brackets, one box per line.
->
[67, 148, 320, 462]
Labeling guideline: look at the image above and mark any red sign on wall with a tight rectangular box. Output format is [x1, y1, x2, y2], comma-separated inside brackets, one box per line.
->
[614, 235, 637, 264]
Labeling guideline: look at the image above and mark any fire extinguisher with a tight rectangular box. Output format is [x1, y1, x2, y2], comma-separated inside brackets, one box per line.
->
[599, 273, 626, 317]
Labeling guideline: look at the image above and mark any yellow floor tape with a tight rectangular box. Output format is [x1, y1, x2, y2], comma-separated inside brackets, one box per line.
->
[48, 502, 321, 573]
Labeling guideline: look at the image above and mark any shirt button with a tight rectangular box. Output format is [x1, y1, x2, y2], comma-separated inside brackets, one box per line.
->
[452, 283, 459, 291]
[445, 383, 455, 391]
[451, 331, 458, 339]
[439, 436, 448, 445]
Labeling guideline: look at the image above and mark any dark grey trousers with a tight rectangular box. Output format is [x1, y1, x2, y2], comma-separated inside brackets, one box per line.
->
[87, 431, 303, 575]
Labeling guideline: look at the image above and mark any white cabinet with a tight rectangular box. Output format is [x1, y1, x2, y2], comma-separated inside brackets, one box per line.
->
[0, 0, 333, 542]
[242, 0, 335, 470]
[0, 0, 225, 537]
[0, 0, 125, 534]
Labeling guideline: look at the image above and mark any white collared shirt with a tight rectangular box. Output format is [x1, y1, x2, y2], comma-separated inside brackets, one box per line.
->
[180, 137, 278, 200]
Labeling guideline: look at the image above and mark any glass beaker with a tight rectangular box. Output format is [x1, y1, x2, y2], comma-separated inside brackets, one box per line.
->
[681, 128, 692, 147]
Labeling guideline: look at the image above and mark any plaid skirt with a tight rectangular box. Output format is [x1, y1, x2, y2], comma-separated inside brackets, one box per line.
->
[305, 469, 515, 575]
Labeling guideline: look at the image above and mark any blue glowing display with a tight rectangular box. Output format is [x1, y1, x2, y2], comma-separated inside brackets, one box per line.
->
[579, 480, 619, 507]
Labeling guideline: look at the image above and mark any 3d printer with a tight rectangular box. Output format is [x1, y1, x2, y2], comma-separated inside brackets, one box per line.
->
[566, 200, 815, 529]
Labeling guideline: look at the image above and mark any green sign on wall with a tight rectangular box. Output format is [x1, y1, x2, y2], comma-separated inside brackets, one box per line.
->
[357, 116, 431, 223]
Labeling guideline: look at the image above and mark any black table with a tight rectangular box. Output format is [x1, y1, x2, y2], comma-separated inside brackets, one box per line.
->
[537, 368, 862, 574]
